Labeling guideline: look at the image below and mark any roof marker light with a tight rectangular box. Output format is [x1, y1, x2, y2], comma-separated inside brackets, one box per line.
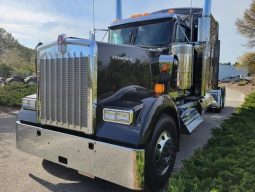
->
[130, 12, 150, 18]
[168, 9, 175, 14]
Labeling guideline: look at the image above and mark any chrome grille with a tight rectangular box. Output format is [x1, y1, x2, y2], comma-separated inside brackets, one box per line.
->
[39, 52, 90, 133]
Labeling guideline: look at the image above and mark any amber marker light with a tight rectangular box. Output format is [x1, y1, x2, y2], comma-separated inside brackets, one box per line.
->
[155, 84, 165, 94]
[160, 63, 170, 73]
[130, 13, 150, 18]
[168, 9, 175, 14]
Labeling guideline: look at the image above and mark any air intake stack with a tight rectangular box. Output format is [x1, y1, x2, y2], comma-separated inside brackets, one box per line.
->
[203, 0, 212, 17]
[197, 0, 215, 96]
[198, 0, 212, 42]
[116, 0, 122, 20]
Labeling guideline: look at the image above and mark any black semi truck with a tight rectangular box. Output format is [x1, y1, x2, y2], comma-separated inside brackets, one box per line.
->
[16, 0, 225, 191]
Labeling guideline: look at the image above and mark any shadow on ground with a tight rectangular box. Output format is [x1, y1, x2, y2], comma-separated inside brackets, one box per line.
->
[29, 160, 132, 192]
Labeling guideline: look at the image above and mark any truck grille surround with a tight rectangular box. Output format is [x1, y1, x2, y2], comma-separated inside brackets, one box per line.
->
[38, 39, 97, 134]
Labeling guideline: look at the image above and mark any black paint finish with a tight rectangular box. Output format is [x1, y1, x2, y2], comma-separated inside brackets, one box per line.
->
[18, 41, 179, 147]
[95, 42, 179, 146]
[96, 41, 158, 101]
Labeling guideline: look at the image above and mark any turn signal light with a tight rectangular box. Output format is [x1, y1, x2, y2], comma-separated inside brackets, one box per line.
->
[155, 84, 165, 94]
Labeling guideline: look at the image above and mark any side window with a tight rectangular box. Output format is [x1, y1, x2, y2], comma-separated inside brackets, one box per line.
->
[175, 25, 190, 43]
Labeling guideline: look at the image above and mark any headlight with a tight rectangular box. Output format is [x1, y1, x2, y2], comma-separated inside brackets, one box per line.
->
[22, 98, 36, 110]
[103, 108, 134, 125]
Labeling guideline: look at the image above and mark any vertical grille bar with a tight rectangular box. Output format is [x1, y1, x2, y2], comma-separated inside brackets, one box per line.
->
[49, 54, 53, 123]
[56, 58, 61, 124]
[70, 55, 75, 126]
[79, 53, 82, 129]
[60, 55, 63, 125]
[54, 56, 57, 124]
[46, 57, 50, 121]
[65, 54, 69, 127]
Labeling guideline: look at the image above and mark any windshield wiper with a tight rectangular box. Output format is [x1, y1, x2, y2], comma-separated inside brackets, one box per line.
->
[128, 29, 135, 45]
[130, 28, 138, 45]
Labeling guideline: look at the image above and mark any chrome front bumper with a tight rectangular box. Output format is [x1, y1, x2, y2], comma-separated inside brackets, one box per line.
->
[16, 121, 145, 190]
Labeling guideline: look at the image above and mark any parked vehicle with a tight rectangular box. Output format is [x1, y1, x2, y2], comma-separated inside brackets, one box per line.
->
[244, 76, 255, 83]
[16, 0, 225, 191]
[24, 76, 37, 85]
[5, 76, 24, 84]
[0, 77, 6, 84]
[220, 75, 243, 83]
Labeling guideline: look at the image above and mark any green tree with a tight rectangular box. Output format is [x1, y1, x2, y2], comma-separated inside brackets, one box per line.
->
[0, 28, 35, 76]
[0, 63, 13, 77]
[238, 52, 255, 83]
[236, 1, 255, 47]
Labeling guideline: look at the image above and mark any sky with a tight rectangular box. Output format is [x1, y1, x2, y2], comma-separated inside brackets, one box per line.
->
[0, 0, 253, 63]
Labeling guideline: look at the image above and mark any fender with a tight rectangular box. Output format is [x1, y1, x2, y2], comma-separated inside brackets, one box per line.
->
[96, 93, 180, 147]
[138, 95, 180, 145]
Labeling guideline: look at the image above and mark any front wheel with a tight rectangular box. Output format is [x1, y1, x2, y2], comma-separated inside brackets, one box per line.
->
[145, 115, 178, 192]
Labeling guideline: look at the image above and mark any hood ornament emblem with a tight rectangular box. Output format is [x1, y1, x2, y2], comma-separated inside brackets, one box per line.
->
[57, 34, 67, 54]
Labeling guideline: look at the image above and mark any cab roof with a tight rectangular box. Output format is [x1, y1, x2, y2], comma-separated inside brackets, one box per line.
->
[109, 7, 203, 29]
[109, 12, 178, 28]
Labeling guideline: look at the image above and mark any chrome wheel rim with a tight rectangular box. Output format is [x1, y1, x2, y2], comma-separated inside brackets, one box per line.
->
[154, 130, 175, 175]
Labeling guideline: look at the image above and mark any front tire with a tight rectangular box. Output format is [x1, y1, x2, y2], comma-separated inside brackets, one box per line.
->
[145, 115, 178, 192]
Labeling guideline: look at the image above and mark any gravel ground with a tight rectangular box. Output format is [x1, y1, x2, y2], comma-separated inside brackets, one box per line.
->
[0, 88, 246, 192]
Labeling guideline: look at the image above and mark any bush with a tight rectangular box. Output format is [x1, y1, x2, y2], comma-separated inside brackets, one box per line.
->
[169, 92, 255, 192]
[0, 84, 36, 107]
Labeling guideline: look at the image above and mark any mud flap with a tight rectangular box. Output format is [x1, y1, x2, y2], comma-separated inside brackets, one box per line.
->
[179, 108, 204, 134]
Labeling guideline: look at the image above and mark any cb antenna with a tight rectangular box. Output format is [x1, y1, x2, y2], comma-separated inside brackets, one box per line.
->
[90, 0, 96, 40]
[190, 0, 193, 16]
[93, 0, 95, 35]
[190, 0, 193, 41]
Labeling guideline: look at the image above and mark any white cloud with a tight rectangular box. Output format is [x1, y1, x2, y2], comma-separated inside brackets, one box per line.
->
[0, 1, 95, 48]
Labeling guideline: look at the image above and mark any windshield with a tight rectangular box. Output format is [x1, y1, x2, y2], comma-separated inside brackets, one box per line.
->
[109, 20, 174, 47]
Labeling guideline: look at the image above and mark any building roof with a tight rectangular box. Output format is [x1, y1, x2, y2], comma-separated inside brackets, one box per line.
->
[219, 64, 248, 80]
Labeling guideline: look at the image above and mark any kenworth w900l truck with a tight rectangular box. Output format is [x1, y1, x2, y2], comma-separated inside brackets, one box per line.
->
[16, 0, 225, 191]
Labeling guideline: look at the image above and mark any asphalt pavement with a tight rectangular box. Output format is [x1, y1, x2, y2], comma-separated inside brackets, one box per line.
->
[0, 88, 245, 192]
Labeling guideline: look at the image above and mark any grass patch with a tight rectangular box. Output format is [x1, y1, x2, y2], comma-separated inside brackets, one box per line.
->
[0, 84, 36, 107]
[169, 92, 255, 192]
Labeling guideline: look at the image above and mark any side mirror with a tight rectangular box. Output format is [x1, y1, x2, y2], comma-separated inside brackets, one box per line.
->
[159, 55, 177, 74]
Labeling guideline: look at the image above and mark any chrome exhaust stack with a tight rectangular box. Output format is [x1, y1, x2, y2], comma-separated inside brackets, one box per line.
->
[197, 0, 213, 96]
[203, 0, 212, 17]
[116, 0, 122, 20]
[198, 0, 212, 42]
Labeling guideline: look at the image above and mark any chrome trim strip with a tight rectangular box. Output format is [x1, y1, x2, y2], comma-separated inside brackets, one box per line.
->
[16, 121, 145, 190]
